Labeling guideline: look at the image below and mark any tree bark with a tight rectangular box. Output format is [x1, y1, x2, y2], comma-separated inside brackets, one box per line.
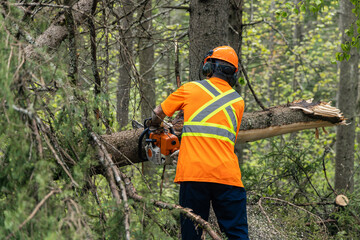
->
[292, 0, 302, 93]
[101, 100, 346, 167]
[189, 0, 231, 81]
[116, 1, 134, 129]
[335, 0, 359, 193]
[138, 0, 156, 120]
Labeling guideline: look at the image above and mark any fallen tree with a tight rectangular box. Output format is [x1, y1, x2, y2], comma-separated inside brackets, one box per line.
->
[101, 99, 346, 167]
[21, 0, 93, 58]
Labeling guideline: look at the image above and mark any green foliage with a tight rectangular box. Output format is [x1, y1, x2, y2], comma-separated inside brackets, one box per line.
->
[242, 131, 360, 238]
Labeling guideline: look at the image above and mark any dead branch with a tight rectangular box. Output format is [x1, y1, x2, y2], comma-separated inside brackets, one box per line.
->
[90, 132, 131, 240]
[257, 198, 284, 237]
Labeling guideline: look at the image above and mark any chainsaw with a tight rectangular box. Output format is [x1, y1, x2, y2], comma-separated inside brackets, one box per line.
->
[138, 119, 180, 165]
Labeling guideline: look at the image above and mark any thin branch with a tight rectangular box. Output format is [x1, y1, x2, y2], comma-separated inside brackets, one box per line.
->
[31, 118, 43, 159]
[257, 198, 283, 236]
[238, 59, 267, 110]
[322, 146, 337, 196]
[41, 129, 79, 188]
[5, 189, 60, 240]
[104, 163, 123, 205]
[161, 5, 190, 11]
[262, 196, 328, 237]
[12, 105, 79, 187]
[10, 2, 88, 16]
[242, 19, 264, 26]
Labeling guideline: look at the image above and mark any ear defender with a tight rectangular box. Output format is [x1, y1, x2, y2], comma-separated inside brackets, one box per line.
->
[202, 61, 214, 77]
[202, 50, 214, 78]
[228, 64, 240, 87]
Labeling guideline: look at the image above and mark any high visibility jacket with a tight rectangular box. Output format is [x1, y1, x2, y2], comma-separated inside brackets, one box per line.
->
[161, 77, 245, 187]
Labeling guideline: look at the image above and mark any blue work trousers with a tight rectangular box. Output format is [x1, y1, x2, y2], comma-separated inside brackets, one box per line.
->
[179, 182, 249, 240]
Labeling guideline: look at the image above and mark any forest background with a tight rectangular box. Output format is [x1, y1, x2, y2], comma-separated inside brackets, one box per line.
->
[0, 0, 359, 239]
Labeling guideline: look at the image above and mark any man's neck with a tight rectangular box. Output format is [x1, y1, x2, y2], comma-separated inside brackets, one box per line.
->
[213, 72, 231, 85]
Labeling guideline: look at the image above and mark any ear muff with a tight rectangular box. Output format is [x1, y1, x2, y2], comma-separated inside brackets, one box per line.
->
[202, 61, 214, 77]
[229, 64, 240, 87]
[201, 50, 214, 78]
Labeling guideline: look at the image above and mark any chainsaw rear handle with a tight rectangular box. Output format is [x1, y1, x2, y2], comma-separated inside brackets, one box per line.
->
[138, 127, 150, 161]
[144, 117, 175, 134]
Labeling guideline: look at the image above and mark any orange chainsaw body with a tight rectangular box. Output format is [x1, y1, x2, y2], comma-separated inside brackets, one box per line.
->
[148, 131, 180, 156]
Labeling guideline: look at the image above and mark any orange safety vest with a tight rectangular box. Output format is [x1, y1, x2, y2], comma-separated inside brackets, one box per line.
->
[161, 77, 245, 187]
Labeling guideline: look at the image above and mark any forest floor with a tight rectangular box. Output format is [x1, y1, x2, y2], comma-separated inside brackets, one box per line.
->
[248, 205, 282, 240]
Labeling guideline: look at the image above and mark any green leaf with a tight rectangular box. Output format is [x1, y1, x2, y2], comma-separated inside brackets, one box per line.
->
[238, 77, 246, 86]
[336, 52, 342, 61]
[309, 5, 318, 13]
[345, 29, 353, 37]
[345, 53, 351, 61]
[300, 4, 306, 12]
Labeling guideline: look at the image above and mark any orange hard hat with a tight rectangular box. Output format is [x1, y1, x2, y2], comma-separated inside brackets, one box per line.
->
[204, 46, 239, 72]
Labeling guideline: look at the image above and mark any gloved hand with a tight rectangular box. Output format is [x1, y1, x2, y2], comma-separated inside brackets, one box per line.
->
[144, 118, 162, 131]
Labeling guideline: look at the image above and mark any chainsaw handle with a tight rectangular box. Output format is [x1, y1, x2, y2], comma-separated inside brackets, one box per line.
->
[138, 127, 150, 161]
[169, 126, 175, 134]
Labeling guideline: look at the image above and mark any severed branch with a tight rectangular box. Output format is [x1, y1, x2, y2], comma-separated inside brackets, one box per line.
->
[237, 100, 346, 143]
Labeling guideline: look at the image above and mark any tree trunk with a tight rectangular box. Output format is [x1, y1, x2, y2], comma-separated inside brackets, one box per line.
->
[228, 0, 243, 55]
[335, 0, 359, 193]
[267, 0, 276, 107]
[116, 1, 134, 129]
[293, 0, 302, 93]
[189, 0, 231, 81]
[101, 101, 346, 167]
[138, 0, 156, 120]
[228, 0, 245, 161]
[228, 0, 244, 96]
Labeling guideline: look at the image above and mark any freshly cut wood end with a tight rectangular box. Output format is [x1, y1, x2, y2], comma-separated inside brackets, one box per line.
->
[289, 99, 347, 125]
[335, 195, 349, 207]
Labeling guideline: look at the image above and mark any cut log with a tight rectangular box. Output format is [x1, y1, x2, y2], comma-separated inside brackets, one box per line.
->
[101, 100, 346, 167]
[335, 195, 349, 207]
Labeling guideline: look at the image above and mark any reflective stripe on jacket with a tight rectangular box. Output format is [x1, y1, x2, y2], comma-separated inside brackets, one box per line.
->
[161, 77, 245, 187]
[183, 80, 242, 145]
